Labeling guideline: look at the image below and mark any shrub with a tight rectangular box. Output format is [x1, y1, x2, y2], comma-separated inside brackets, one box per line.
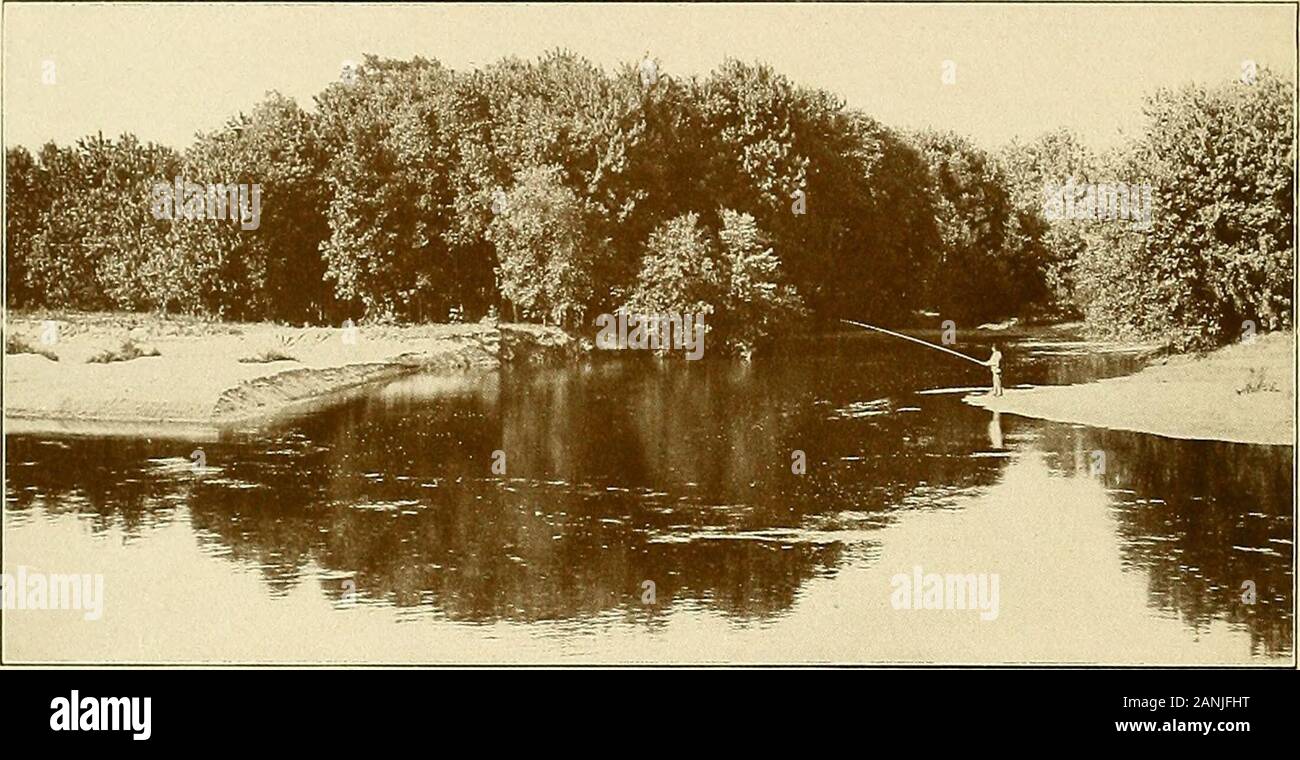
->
[86, 339, 161, 364]
[5, 333, 58, 361]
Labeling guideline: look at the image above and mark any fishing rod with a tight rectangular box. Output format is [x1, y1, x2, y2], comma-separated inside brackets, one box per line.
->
[840, 319, 987, 367]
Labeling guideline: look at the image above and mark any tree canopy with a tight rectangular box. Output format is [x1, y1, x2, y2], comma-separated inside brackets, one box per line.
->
[5, 54, 1293, 353]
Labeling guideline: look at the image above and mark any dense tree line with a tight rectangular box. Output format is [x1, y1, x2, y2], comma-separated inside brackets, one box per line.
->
[4, 53, 1293, 352]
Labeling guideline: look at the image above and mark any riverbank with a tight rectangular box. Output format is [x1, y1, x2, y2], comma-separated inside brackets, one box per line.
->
[4, 311, 581, 435]
[964, 331, 1295, 446]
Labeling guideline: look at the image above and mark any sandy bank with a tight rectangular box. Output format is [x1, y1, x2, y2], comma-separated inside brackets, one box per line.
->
[4, 313, 580, 435]
[964, 331, 1295, 446]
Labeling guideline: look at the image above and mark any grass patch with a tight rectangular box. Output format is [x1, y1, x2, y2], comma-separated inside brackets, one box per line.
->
[1236, 367, 1280, 395]
[86, 339, 161, 364]
[5, 333, 59, 361]
[238, 349, 299, 364]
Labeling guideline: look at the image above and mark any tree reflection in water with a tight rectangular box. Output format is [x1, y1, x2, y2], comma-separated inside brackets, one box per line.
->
[4, 333, 1291, 657]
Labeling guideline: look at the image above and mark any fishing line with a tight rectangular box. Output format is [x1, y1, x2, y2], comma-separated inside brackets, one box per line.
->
[840, 319, 987, 366]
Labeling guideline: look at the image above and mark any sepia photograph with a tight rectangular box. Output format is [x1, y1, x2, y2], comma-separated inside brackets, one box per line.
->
[1, 0, 1296, 699]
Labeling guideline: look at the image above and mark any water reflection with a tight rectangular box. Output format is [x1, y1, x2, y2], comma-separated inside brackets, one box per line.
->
[3, 331, 1292, 661]
[988, 411, 1004, 450]
[1031, 424, 1293, 657]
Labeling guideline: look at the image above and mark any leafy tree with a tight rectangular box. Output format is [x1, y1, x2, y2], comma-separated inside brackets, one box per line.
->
[687, 61, 938, 325]
[1074, 70, 1294, 347]
[4, 146, 46, 308]
[437, 50, 648, 317]
[913, 130, 1046, 324]
[808, 113, 938, 324]
[997, 129, 1097, 314]
[177, 92, 333, 322]
[487, 165, 598, 327]
[626, 210, 804, 358]
[18, 135, 180, 312]
[715, 209, 806, 358]
[315, 56, 459, 322]
[7, 50, 1284, 356]
[625, 211, 721, 322]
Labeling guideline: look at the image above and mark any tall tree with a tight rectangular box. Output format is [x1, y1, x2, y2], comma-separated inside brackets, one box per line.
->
[177, 92, 333, 322]
[487, 165, 599, 327]
[315, 56, 459, 322]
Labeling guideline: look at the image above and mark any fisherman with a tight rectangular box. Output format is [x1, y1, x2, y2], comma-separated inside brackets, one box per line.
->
[983, 344, 1004, 396]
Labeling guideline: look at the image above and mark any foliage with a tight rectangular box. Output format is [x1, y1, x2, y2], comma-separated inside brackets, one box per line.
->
[715, 209, 806, 357]
[1073, 71, 1294, 348]
[178, 93, 333, 322]
[913, 130, 1048, 324]
[314, 57, 459, 322]
[625, 212, 721, 321]
[4, 54, 1292, 354]
[997, 129, 1097, 314]
[487, 165, 599, 327]
[5, 332, 59, 361]
[85, 338, 161, 363]
[14, 135, 181, 312]
[625, 209, 804, 357]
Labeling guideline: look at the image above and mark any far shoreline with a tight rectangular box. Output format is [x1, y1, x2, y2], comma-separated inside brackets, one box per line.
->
[3, 312, 580, 439]
[5, 312, 1295, 447]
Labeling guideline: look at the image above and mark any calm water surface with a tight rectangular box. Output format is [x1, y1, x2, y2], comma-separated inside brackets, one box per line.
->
[4, 331, 1293, 663]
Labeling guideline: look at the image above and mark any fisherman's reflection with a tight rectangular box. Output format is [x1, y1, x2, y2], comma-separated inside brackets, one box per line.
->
[987, 411, 1003, 450]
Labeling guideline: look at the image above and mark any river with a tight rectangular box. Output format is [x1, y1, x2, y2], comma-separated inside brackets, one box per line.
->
[3, 329, 1292, 663]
